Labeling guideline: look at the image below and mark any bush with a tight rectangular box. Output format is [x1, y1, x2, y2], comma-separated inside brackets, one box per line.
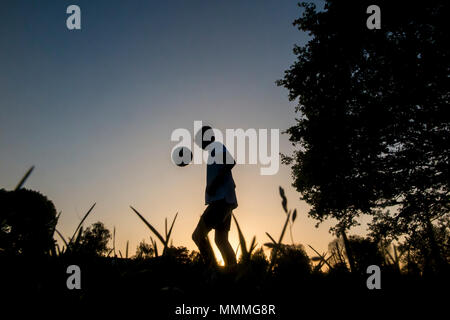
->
[74, 222, 111, 256]
[0, 189, 57, 256]
[272, 244, 311, 280]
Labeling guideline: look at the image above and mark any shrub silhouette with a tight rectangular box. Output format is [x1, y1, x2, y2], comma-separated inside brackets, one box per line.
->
[0, 188, 57, 256]
[164, 246, 192, 264]
[135, 239, 154, 259]
[327, 236, 384, 274]
[272, 244, 311, 280]
[72, 221, 111, 256]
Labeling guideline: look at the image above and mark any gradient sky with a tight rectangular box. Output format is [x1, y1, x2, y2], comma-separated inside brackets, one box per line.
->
[0, 0, 369, 261]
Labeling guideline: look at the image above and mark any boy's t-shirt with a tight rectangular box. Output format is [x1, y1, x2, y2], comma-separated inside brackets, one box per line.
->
[205, 141, 237, 208]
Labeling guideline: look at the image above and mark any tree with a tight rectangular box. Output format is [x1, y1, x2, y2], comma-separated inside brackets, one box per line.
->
[328, 236, 384, 274]
[135, 240, 154, 259]
[398, 217, 449, 274]
[277, 0, 449, 269]
[0, 189, 57, 256]
[76, 222, 111, 256]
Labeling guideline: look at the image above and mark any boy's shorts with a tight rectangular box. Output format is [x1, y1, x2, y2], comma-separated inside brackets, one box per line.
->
[201, 199, 234, 231]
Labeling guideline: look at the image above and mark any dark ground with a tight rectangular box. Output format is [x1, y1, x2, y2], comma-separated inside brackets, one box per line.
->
[1, 254, 447, 319]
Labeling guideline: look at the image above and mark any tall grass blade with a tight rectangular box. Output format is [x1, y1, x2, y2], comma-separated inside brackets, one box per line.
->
[113, 226, 116, 257]
[130, 206, 166, 245]
[74, 226, 83, 246]
[232, 214, 248, 257]
[70, 203, 96, 244]
[235, 243, 240, 256]
[165, 218, 168, 239]
[249, 236, 256, 255]
[277, 212, 291, 244]
[55, 229, 68, 247]
[166, 212, 178, 244]
[50, 243, 57, 257]
[50, 211, 62, 238]
[56, 243, 61, 255]
[265, 232, 277, 245]
[15, 166, 34, 190]
[153, 240, 159, 257]
[308, 244, 333, 270]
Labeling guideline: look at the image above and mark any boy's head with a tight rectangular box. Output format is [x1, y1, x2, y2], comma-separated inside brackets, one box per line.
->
[195, 125, 215, 150]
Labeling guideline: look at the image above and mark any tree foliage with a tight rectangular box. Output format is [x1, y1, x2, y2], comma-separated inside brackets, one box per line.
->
[76, 222, 111, 256]
[0, 189, 57, 256]
[328, 236, 384, 273]
[135, 239, 154, 259]
[278, 0, 449, 248]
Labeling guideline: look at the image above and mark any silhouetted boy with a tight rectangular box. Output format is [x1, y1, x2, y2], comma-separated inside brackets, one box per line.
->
[192, 125, 237, 267]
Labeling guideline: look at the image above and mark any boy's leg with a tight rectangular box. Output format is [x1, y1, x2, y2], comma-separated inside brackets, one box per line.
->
[192, 217, 215, 266]
[215, 229, 237, 267]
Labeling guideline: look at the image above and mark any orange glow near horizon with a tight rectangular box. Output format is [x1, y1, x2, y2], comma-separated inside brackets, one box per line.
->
[45, 151, 370, 260]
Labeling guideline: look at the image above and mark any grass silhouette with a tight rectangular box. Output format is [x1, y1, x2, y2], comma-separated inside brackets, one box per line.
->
[0, 167, 448, 317]
[130, 206, 178, 256]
